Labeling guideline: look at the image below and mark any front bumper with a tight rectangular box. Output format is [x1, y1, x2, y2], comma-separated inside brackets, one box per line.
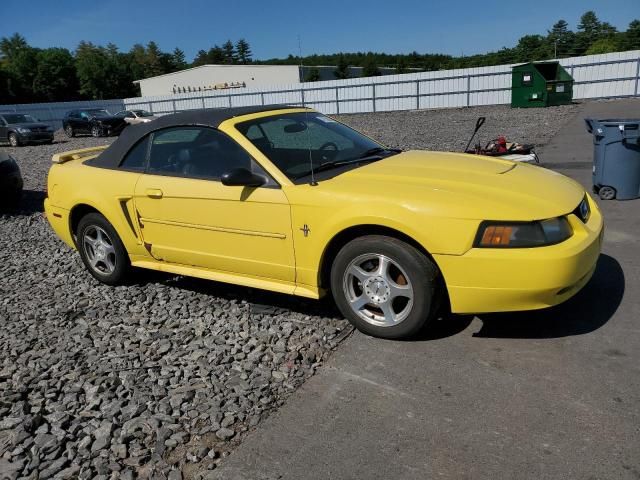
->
[435, 195, 604, 313]
[18, 131, 54, 143]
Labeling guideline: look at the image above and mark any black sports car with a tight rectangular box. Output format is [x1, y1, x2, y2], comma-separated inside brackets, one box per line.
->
[0, 112, 54, 147]
[62, 109, 128, 138]
[0, 152, 23, 206]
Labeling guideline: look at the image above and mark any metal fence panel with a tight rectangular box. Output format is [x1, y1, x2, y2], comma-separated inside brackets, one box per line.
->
[2, 51, 639, 128]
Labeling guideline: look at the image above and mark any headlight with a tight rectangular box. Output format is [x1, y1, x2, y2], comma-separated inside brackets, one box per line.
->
[475, 217, 573, 248]
[16, 127, 30, 133]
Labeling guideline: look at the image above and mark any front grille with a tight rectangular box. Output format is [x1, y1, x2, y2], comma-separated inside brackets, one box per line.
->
[573, 196, 591, 223]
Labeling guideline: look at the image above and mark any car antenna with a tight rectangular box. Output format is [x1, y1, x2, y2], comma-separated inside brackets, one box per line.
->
[299, 35, 317, 186]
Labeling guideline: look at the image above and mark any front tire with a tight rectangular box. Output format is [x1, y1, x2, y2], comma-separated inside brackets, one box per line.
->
[91, 125, 103, 137]
[8, 133, 20, 147]
[65, 125, 75, 137]
[77, 213, 129, 285]
[331, 235, 440, 339]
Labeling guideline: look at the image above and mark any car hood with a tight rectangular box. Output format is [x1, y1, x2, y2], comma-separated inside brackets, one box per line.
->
[9, 122, 50, 129]
[330, 150, 585, 220]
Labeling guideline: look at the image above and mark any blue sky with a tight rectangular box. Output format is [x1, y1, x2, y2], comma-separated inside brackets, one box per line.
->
[1, 0, 638, 60]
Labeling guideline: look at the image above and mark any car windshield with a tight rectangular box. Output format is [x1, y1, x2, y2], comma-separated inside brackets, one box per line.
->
[3, 114, 37, 124]
[236, 112, 396, 181]
[133, 110, 153, 117]
[88, 109, 110, 117]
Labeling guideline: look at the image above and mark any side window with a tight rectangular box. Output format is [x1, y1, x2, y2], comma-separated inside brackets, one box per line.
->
[148, 127, 262, 180]
[119, 137, 149, 172]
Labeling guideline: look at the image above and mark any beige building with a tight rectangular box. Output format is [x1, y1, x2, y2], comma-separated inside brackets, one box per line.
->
[133, 65, 301, 97]
[133, 64, 408, 97]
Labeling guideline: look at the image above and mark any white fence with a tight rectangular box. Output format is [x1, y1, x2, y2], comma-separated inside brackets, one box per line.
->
[2, 50, 639, 129]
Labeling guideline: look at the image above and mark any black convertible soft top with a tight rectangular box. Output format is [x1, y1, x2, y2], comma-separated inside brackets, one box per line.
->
[87, 105, 305, 169]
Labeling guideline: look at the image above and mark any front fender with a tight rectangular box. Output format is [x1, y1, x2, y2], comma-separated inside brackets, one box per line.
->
[287, 191, 479, 289]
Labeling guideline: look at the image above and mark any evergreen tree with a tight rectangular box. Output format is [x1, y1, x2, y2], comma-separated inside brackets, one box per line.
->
[515, 35, 552, 62]
[0, 33, 28, 62]
[362, 58, 380, 77]
[575, 11, 617, 54]
[621, 19, 640, 50]
[145, 41, 165, 77]
[304, 67, 321, 82]
[222, 40, 236, 64]
[193, 49, 209, 67]
[548, 19, 574, 57]
[334, 54, 349, 79]
[236, 39, 252, 64]
[32, 48, 78, 101]
[75, 41, 110, 99]
[171, 48, 188, 70]
[395, 57, 408, 74]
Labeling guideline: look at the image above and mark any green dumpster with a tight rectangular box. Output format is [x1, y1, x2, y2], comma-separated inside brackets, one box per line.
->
[511, 61, 574, 108]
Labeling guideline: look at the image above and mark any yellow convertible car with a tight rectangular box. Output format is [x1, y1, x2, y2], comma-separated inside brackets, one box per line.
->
[44, 106, 603, 339]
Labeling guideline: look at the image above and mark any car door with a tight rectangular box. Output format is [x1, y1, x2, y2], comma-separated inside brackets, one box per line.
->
[68, 111, 81, 131]
[76, 111, 90, 132]
[133, 126, 296, 283]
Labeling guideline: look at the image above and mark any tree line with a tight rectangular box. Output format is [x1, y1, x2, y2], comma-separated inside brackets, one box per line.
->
[0, 11, 638, 105]
[0, 38, 252, 104]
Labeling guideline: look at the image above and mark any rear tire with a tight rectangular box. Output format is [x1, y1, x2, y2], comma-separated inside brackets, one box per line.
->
[65, 125, 75, 138]
[77, 213, 129, 285]
[8, 133, 20, 147]
[330, 235, 440, 339]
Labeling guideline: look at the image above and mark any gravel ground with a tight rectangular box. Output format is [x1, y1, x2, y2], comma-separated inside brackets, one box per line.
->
[0, 103, 580, 480]
[336, 102, 580, 152]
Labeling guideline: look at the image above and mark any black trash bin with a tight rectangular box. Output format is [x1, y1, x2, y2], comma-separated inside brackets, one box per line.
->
[585, 118, 640, 200]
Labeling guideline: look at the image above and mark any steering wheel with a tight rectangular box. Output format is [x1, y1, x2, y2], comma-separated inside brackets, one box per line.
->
[319, 141, 339, 161]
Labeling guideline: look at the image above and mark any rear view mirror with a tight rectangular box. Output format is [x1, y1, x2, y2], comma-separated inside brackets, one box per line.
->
[284, 122, 307, 133]
[221, 168, 266, 187]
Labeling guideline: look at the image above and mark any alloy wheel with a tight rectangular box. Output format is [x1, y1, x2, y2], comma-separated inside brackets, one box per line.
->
[82, 225, 117, 275]
[342, 253, 414, 327]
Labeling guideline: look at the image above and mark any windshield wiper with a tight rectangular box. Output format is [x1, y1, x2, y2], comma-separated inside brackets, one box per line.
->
[293, 148, 403, 180]
[358, 147, 402, 158]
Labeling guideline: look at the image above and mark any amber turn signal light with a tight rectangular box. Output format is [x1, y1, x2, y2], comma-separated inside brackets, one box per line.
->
[480, 225, 513, 246]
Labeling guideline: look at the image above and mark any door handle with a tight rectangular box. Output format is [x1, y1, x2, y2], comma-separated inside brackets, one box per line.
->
[145, 188, 163, 199]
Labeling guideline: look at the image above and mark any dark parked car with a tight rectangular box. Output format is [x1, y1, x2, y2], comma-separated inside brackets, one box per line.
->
[62, 109, 127, 138]
[0, 152, 23, 206]
[0, 112, 54, 147]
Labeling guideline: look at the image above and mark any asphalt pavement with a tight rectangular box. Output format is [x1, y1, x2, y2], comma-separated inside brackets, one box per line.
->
[211, 98, 640, 480]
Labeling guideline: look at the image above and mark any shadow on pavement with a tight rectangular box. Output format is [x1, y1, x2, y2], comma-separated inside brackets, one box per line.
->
[129, 253, 623, 341]
[474, 254, 624, 339]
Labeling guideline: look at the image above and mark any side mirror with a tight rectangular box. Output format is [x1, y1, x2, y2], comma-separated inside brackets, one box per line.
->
[221, 168, 266, 187]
